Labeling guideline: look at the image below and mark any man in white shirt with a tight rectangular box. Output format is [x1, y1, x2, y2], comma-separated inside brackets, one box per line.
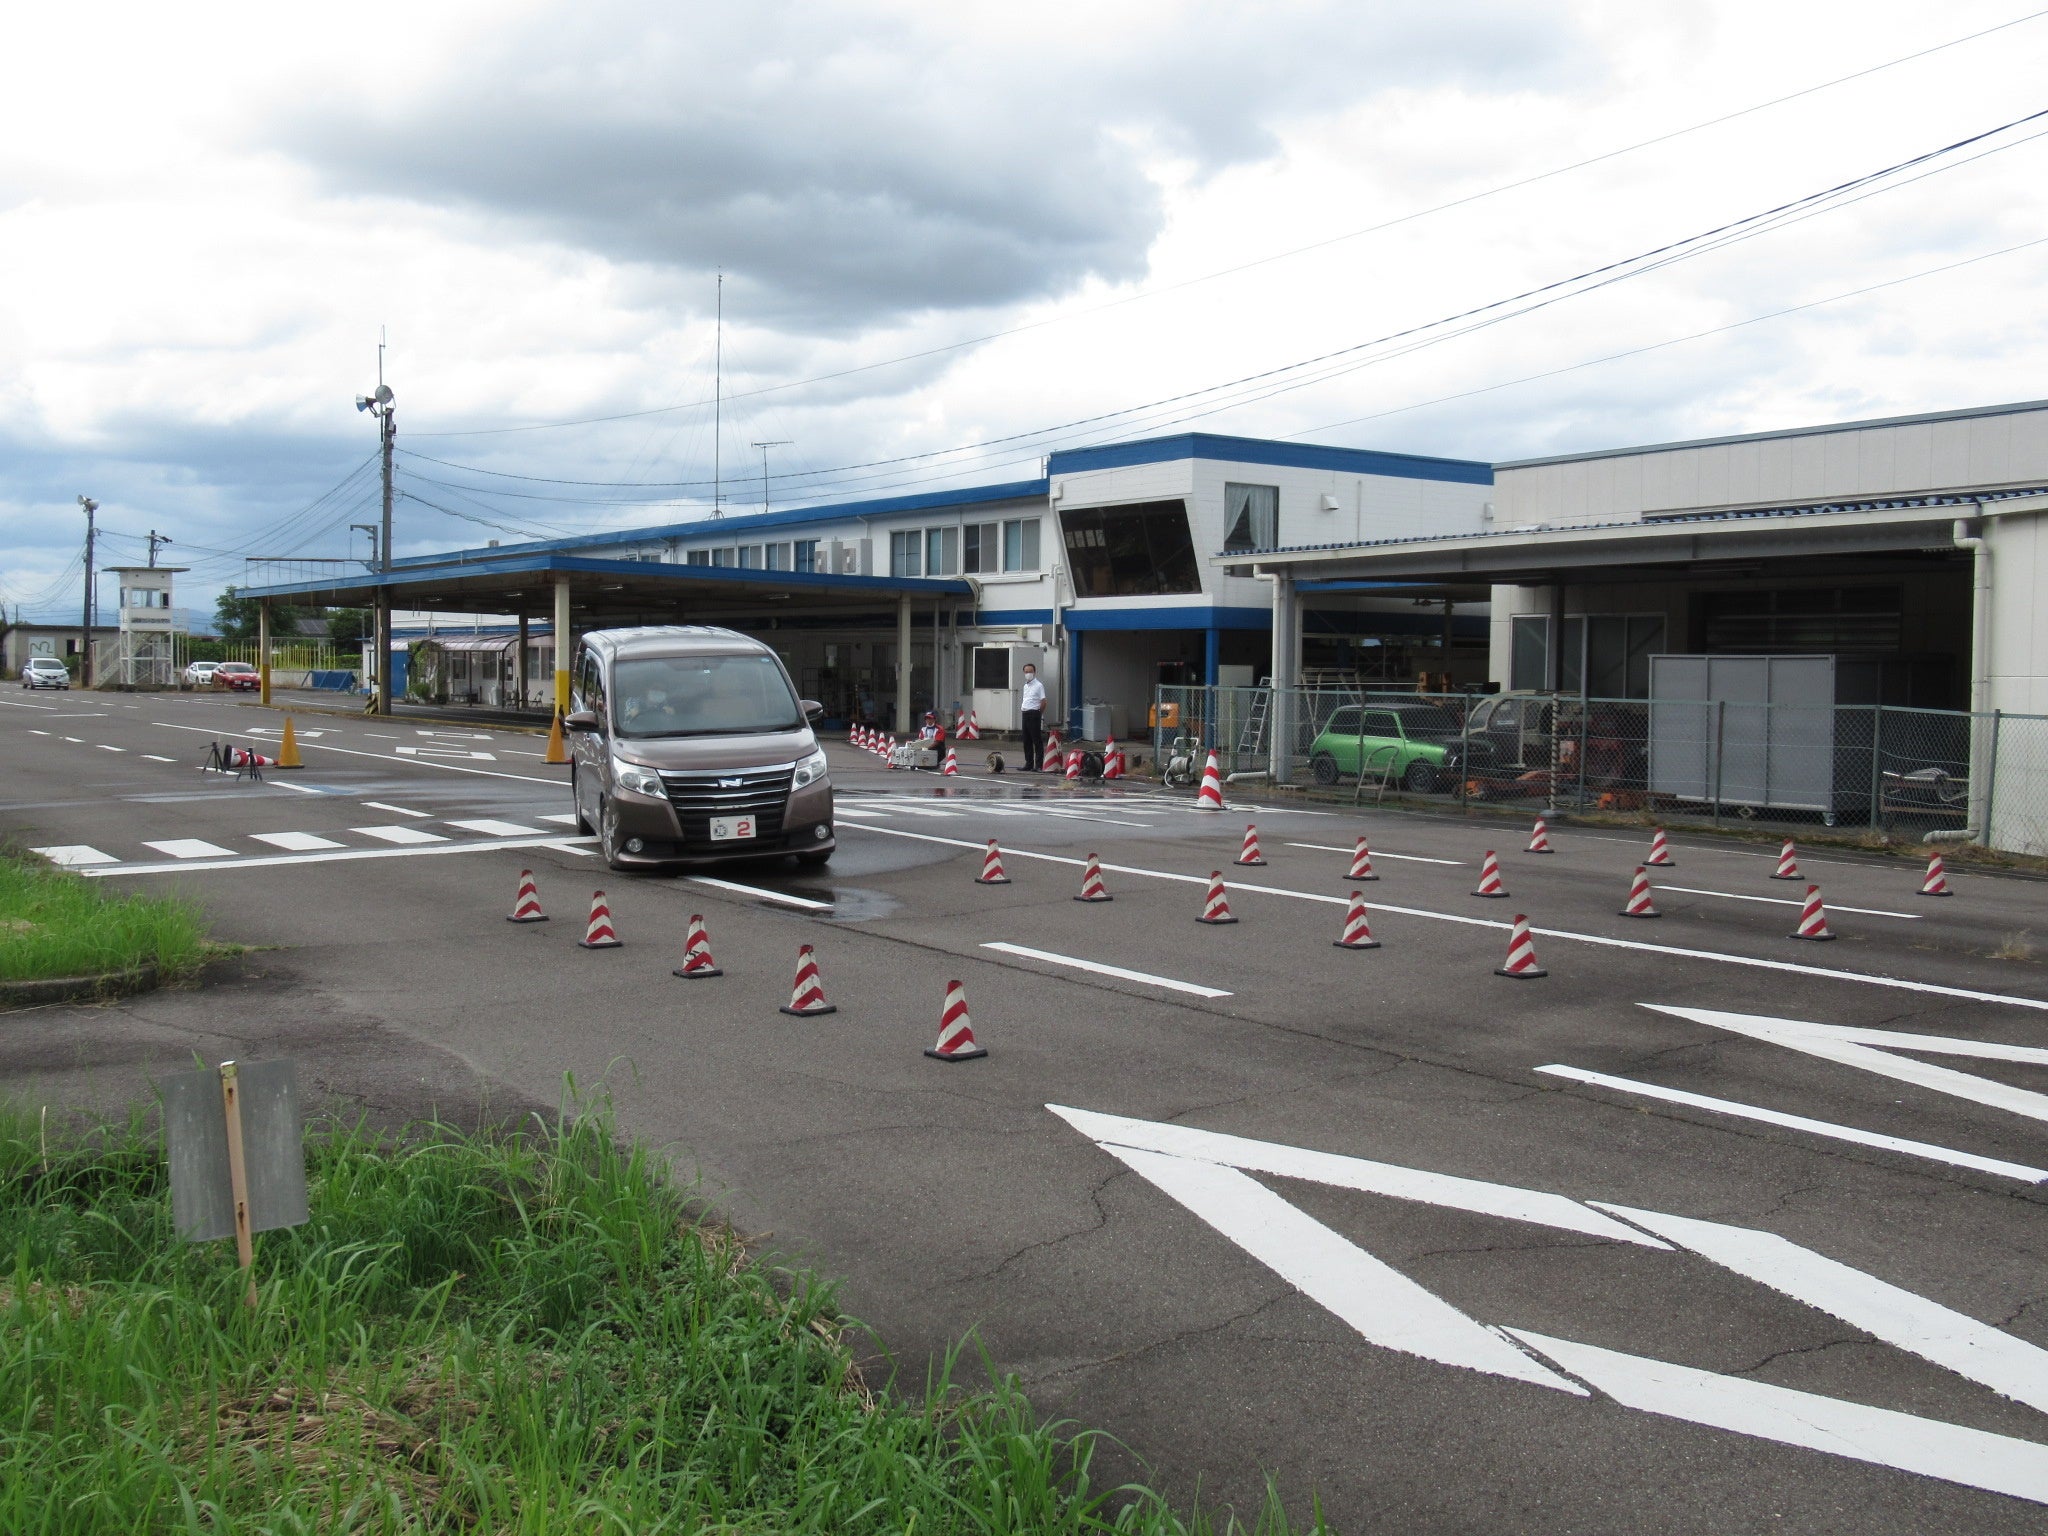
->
[1019, 663, 1046, 771]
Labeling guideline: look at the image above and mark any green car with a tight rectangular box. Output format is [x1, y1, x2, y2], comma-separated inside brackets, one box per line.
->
[1308, 702, 1471, 792]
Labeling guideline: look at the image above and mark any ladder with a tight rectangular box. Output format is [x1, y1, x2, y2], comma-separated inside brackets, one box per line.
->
[1236, 676, 1274, 759]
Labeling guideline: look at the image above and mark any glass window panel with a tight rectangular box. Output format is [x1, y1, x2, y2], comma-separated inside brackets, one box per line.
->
[766, 542, 792, 571]
[794, 539, 819, 574]
[1223, 483, 1279, 553]
[1057, 501, 1200, 596]
[889, 530, 921, 578]
[739, 545, 763, 569]
[686, 549, 710, 566]
[1510, 616, 1548, 692]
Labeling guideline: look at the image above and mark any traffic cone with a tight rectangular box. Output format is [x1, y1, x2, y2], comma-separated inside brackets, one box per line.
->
[1234, 823, 1266, 866]
[960, 710, 981, 742]
[1065, 747, 1082, 781]
[1042, 728, 1063, 771]
[1102, 736, 1123, 781]
[1790, 885, 1835, 941]
[1920, 854, 1953, 897]
[779, 944, 837, 1015]
[1193, 749, 1225, 810]
[1347, 835, 1378, 882]
[1472, 850, 1509, 898]
[1618, 865, 1660, 918]
[576, 891, 622, 949]
[276, 716, 304, 769]
[943, 746, 959, 776]
[1075, 852, 1112, 902]
[1771, 839, 1801, 881]
[544, 712, 569, 765]
[672, 913, 722, 978]
[924, 979, 987, 1061]
[1333, 891, 1380, 949]
[1495, 914, 1548, 978]
[976, 839, 1012, 885]
[1646, 827, 1675, 867]
[1196, 871, 1238, 925]
[1525, 814, 1552, 853]
[506, 868, 548, 923]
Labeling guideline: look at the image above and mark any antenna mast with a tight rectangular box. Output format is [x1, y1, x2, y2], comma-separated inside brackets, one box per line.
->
[713, 272, 723, 518]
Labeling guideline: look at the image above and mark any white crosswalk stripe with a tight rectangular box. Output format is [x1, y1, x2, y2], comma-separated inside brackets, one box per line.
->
[444, 818, 546, 837]
[353, 825, 450, 845]
[142, 839, 237, 859]
[252, 832, 347, 852]
[31, 845, 118, 867]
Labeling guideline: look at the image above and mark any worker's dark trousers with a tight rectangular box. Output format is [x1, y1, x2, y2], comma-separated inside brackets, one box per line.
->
[1021, 709, 1043, 771]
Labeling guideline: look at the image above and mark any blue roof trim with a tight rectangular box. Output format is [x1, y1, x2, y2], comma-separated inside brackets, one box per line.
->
[1048, 433, 1492, 485]
[1065, 604, 1272, 632]
[241, 551, 973, 601]
[394, 479, 1049, 567]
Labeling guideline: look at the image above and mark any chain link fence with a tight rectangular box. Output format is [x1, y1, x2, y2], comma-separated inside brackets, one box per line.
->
[1151, 683, 2048, 855]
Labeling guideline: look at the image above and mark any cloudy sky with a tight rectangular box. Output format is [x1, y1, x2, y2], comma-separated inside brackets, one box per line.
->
[5, 0, 2048, 622]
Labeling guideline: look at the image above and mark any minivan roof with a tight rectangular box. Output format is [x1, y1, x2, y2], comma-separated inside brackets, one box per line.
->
[579, 625, 775, 660]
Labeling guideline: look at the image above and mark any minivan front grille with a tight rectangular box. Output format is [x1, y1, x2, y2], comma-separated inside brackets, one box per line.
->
[658, 765, 794, 845]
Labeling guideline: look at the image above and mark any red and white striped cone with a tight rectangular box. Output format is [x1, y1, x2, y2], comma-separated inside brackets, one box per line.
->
[1234, 823, 1266, 866]
[1646, 827, 1675, 867]
[1618, 865, 1660, 919]
[1075, 852, 1112, 902]
[1495, 914, 1548, 978]
[954, 707, 967, 737]
[1347, 835, 1378, 882]
[854, 725, 867, 751]
[1526, 815, 1554, 854]
[1789, 884, 1836, 941]
[1196, 871, 1238, 925]
[960, 710, 981, 742]
[1042, 728, 1063, 771]
[671, 913, 723, 978]
[506, 868, 548, 924]
[1920, 854, 1953, 897]
[779, 943, 838, 1015]
[1471, 850, 1509, 898]
[942, 745, 959, 776]
[1770, 839, 1801, 881]
[1193, 749, 1225, 810]
[1101, 736, 1123, 781]
[1333, 890, 1380, 950]
[976, 839, 1012, 885]
[924, 979, 987, 1061]
[576, 890, 622, 949]
[1065, 747, 1082, 781]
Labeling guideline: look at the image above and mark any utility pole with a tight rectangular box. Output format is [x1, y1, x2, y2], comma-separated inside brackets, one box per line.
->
[712, 271, 723, 517]
[356, 339, 396, 714]
[752, 440, 790, 515]
[77, 496, 97, 686]
[350, 523, 380, 570]
[146, 529, 172, 567]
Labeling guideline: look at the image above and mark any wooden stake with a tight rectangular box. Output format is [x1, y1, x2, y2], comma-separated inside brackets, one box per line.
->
[219, 1063, 258, 1309]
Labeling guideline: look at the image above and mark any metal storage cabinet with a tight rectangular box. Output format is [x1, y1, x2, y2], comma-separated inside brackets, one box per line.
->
[1649, 654, 1877, 821]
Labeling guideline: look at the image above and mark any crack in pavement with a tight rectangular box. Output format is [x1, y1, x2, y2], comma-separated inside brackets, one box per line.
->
[941, 1168, 1134, 1288]
[1017, 1289, 1300, 1391]
[1725, 1335, 1875, 1377]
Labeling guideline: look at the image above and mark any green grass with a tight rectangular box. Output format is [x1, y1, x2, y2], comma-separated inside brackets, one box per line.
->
[0, 851, 215, 986]
[0, 1102, 1324, 1534]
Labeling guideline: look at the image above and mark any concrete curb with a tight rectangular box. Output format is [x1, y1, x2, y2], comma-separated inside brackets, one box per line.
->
[0, 963, 160, 1011]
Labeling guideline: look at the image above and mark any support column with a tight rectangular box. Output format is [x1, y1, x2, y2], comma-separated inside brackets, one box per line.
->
[374, 597, 391, 715]
[516, 613, 529, 710]
[1068, 630, 1084, 738]
[553, 579, 572, 718]
[895, 595, 913, 734]
[1268, 571, 1300, 782]
[258, 600, 272, 707]
[1204, 624, 1221, 687]
[1545, 582, 1565, 694]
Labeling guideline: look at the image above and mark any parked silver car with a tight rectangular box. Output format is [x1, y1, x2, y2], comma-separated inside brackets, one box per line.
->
[21, 657, 70, 689]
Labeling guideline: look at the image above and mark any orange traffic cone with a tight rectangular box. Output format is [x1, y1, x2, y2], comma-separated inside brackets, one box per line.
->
[976, 839, 1011, 885]
[577, 891, 622, 949]
[1619, 865, 1660, 918]
[1234, 823, 1266, 866]
[1646, 827, 1675, 867]
[1333, 891, 1380, 950]
[1495, 914, 1548, 978]
[1770, 839, 1800, 880]
[1075, 852, 1112, 902]
[276, 716, 304, 770]
[1347, 835, 1377, 882]
[1196, 871, 1238, 925]
[780, 944, 838, 1015]
[924, 979, 987, 1061]
[506, 868, 548, 924]
[672, 913, 722, 978]
[1472, 850, 1509, 898]
[1920, 854, 1953, 897]
[1194, 749, 1225, 810]
[1526, 815, 1553, 853]
[1790, 885, 1835, 941]
[544, 712, 569, 765]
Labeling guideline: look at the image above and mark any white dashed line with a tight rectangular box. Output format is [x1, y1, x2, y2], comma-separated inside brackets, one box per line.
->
[687, 876, 833, 911]
[142, 839, 237, 859]
[251, 832, 347, 852]
[353, 825, 450, 845]
[360, 801, 431, 818]
[31, 845, 118, 867]
[982, 942, 1232, 998]
[444, 819, 546, 837]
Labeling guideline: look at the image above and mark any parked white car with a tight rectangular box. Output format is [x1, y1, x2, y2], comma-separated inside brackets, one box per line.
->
[21, 656, 71, 689]
[182, 660, 223, 687]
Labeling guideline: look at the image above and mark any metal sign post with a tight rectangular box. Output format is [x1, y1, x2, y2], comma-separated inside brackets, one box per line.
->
[165, 1058, 308, 1308]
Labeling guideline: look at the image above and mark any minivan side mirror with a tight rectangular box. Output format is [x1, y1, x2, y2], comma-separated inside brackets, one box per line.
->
[800, 699, 823, 721]
[563, 709, 600, 733]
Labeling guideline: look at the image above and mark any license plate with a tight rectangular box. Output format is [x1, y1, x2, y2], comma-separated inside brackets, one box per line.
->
[708, 815, 757, 842]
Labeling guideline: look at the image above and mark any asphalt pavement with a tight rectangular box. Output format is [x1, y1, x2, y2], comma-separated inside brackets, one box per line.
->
[5, 686, 2048, 1533]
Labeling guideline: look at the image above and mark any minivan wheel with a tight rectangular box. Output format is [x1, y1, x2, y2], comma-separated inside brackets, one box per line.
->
[1403, 760, 1438, 794]
[1310, 752, 1338, 787]
[571, 767, 593, 834]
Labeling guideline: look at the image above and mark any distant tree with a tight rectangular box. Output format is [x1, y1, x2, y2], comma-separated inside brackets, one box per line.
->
[214, 586, 302, 643]
[327, 607, 371, 646]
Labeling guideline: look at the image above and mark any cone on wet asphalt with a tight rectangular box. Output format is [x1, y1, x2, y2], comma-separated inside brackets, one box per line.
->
[1102, 736, 1123, 781]
[672, 913, 722, 978]
[1790, 884, 1836, 941]
[779, 944, 838, 1015]
[1193, 749, 1225, 810]
[1333, 890, 1380, 949]
[1472, 849, 1509, 898]
[1619, 865, 1661, 918]
[1347, 835, 1378, 882]
[1920, 853, 1954, 897]
[1234, 823, 1266, 866]
[1495, 914, 1548, 978]
[1065, 747, 1082, 781]
[976, 839, 1012, 885]
[1075, 852, 1112, 902]
[1196, 870, 1238, 925]
[924, 979, 987, 1061]
[1646, 827, 1675, 867]
[1526, 815, 1553, 854]
[960, 710, 981, 741]
[506, 868, 548, 924]
[942, 745, 959, 776]
[1771, 839, 1801, 881]
[577, 890, 622, 949]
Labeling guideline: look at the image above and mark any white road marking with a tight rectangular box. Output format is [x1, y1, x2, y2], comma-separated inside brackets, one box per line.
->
[151, 721, 563, 786]
[395, 745, 498, 761]
[31, 845, 117, 867]
[686, 876, 833, 911]
[1286, 841, 1464, 866]
[360, 801, 431, 817]
[1506, 1330, 2048, 1506]
[274, 780, 325, 794]
[141, 754, 174, 762]
[536, 812, 581, 826]
[0, 699, 57, 709]
[444, 818, 545, 837]
[142, 839, 236, 859]
[251, 832, 347, 852]
[94, 744, 125, 753]
[982, 942, 1232, 998]
[353, 825, 450, 845]
[844, 823, 2048, 1013]
[1535, 1065, 2048, 1183]
[62, 736, 83, 743]
[364, 731, 400, 738]
[417, 729, 493, 740]
[831, 805, 889, 819]
[1647, 1006, 2048, 1122]
[27, 729, 49, 736]
[1653, 884, 1920, 919]
[88, 834, 597, 876]
[876, 804, 963, 819]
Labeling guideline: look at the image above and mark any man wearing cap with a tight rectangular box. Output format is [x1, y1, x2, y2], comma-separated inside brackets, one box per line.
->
[1019, 662, 1046, 772]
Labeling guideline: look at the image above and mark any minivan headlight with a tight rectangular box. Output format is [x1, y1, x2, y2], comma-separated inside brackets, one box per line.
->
[792, 748, 829, 790]
[612, 755, 664, 797]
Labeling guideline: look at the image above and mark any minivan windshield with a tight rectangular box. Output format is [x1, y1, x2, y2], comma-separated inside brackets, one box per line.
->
[611, 652, 803, 739]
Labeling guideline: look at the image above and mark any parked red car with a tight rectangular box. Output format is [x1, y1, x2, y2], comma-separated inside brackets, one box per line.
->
[212, 661, 261, 691]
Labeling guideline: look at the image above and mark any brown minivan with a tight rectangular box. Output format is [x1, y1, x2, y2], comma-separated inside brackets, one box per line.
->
[564, 626, 833, 872]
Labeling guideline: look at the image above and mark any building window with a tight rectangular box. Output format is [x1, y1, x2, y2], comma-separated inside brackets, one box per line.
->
[1510, 614, 1665, 697]
[1003, 518, 1040, 571]
[686, 549, 711, 566]
[925, 526, 958, 577]
[738, 545, 764, 569]
[1223, 483, 1279, 553]
[889, 529, 922, 577]
[1697, 587, 1901, 653]
[711, 547, 736, 567]
[765, 542, 792, 571]
[794, 539, 819, 574]
[1058, 500, 1201, 597]
[964, 522, 996, 573]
